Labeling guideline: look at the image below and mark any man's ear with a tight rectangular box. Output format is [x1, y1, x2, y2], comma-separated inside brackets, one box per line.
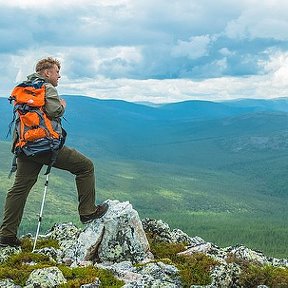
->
[42, 69, 50, 78]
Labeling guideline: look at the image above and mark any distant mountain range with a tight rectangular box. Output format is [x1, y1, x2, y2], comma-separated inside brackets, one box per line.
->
[2, 95, 288, 129]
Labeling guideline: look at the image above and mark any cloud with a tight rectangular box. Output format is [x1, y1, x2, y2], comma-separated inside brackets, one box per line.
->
[225, 0, 288, 40]
[171, 35, 214, 60]
[58, 72, 288, 104]
[63, 46, 143, 79]
[1, 0, 288, 102]
[258, 50, 288, 87]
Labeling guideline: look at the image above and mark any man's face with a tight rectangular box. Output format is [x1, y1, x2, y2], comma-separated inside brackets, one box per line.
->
[45, 64, 61, 87]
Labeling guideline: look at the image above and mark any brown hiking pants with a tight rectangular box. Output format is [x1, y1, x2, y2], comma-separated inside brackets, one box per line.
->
[0, 146, 97, 237]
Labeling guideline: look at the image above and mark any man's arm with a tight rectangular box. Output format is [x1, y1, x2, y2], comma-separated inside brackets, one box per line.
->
[44, 83, 65, 118]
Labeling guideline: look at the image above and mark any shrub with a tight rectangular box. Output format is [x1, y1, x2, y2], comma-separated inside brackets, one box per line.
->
[58, 265, 124, 288]
[20, 237, 60, 252]
[146, 233, 218, 287]
[239, 263, 288, 288]
[0, 252, 55, 286]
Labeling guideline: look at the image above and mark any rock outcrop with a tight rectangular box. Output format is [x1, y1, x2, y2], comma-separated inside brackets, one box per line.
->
[48, 200, 152, 265]
[0, 199, 287, 287]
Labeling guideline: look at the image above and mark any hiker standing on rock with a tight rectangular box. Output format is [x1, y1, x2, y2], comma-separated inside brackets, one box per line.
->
[0, 57, 108, 247]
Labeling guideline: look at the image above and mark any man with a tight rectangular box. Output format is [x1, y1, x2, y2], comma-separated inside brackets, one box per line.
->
[0, 57, 108, 247]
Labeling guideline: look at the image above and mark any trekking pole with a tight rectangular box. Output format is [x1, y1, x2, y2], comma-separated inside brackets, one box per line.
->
[32, 173, 49, 252]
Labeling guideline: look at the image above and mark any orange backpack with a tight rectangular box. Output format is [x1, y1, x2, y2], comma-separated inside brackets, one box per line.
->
[8, 80, 65, 176]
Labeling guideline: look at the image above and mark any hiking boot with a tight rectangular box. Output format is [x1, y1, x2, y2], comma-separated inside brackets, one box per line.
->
[80, 203, 109, 224]
[0, 236, 21, 247]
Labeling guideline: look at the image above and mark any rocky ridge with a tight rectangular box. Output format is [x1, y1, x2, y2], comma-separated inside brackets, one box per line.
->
[0, 200, 287, 287]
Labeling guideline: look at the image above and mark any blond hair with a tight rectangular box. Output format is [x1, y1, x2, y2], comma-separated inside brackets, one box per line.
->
[35, 57, 61, 73]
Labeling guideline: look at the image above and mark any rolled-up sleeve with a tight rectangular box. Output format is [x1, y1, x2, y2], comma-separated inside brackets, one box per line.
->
[44, 83, 65, 118]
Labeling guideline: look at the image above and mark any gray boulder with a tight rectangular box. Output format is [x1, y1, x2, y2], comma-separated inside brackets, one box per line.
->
[142, 218, 205, 246]
[0, 246, 21, 264]
[50, 200, 152, 264]
[0, 279, 21, 288]
[209, 263, 241, 287]
[24, 266, 66, 288]
[80, 278, 101, 287]
[97, 260, 181, 287]
[223, 245, 268, 265]
[269, 257, 288, 267]
[47, 222, 80, 242]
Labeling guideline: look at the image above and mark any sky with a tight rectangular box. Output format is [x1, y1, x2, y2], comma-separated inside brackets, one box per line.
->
[1, 0, 288, 103]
